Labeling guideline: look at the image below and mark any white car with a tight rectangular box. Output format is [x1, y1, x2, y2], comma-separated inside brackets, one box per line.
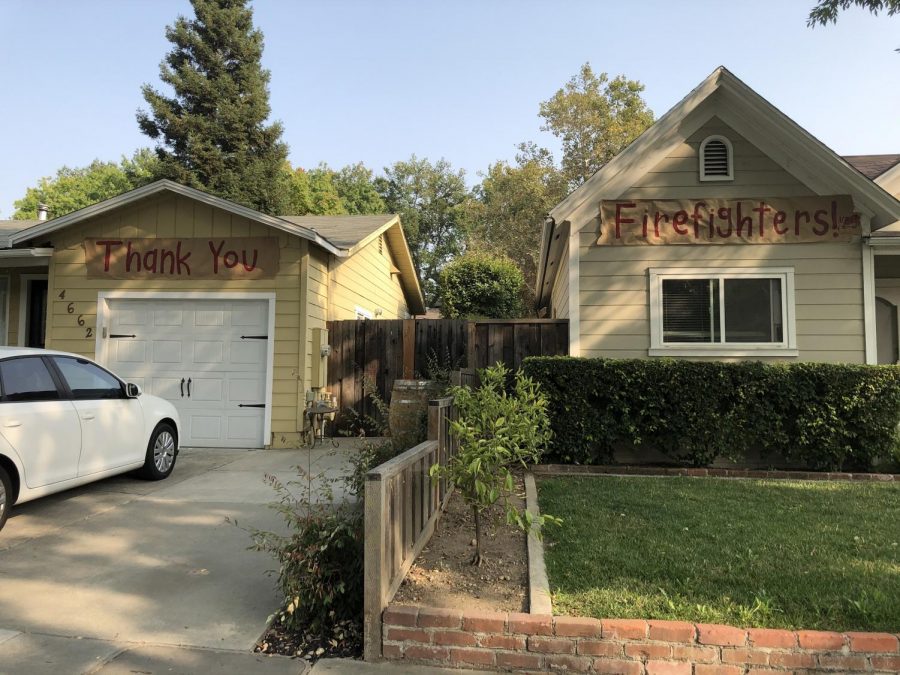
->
[0, 348, 180, 532]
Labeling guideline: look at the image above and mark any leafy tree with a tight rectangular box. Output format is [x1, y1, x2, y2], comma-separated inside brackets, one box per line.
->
[137, 0, 289, 214]
[376, 156, 472, 302]
[12, 150, 158, 220]
[467, 144, 568, 297]
[284, 164, 346, 216]
[539, 63, 654, 187]
[808, 0, 900, 25]
[437, 252, 525, 319]
[332, 162, 386, 215]
[430, 364, 555, 566]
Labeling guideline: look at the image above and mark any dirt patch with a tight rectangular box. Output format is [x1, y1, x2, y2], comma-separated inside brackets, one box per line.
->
[255, 616, 361, 662]
[393, 482, 528, 612]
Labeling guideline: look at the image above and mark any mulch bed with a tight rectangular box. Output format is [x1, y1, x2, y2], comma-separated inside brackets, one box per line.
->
[255, 616, 362, 662]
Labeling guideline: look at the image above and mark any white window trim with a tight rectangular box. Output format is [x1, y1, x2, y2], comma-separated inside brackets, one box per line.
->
[699, 135, 734, 182]
[355, 305, 373, 320]
[648, 267, 797, 357]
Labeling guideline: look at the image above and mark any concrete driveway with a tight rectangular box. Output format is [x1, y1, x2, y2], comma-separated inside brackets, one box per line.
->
[0, 443, 358, 663]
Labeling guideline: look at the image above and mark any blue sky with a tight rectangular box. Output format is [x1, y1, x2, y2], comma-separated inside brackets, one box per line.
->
[0, 0, 898, 217]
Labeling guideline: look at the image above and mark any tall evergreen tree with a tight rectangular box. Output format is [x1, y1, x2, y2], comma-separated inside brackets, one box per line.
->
[137, 0, 289, 213]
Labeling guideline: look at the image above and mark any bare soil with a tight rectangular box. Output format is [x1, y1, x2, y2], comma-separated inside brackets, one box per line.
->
[393, 481, 528, 612]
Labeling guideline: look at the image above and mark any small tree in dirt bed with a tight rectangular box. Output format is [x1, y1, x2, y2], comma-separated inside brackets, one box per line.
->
[430, 363, 555, 566]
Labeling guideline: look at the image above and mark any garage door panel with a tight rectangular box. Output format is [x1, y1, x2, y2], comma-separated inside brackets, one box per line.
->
[105, 298, 270, 448]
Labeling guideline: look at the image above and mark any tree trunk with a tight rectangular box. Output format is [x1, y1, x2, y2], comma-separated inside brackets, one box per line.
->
[471, 505, 483, 566]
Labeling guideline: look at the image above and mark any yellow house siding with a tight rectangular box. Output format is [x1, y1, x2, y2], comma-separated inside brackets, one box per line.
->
[576, 117, 864, 364]
[550, 238, 569, 319]
[42, 192, 308, 442]
[329, 235, 410, 320]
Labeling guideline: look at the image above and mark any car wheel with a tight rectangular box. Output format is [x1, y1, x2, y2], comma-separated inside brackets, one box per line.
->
[138, 423, 178, 481]
[0, 465, 11, 532]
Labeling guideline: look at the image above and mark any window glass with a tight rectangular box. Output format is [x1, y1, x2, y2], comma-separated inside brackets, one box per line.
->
[53, 357, 123, 400]
[662, 279, 719, 343]
[724, 278, 783, 343]
[0, 357, 60, 402]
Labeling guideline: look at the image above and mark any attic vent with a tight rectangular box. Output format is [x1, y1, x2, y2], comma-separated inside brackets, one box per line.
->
[699, 135, 733, 181]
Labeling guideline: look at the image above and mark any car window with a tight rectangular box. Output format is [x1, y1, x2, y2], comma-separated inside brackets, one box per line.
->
[52, 357, 124, 400]
[0, 357, 60, 402]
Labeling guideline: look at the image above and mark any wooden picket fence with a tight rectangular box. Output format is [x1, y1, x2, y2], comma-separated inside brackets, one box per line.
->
[326, 318, 567, 429]
[363, 396, 458, 660]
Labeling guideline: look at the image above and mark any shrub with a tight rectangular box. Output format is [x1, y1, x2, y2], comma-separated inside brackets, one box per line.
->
[429, 363, 556, 565]
[522, 357, 900, 471]
[437, 252, 525, 318]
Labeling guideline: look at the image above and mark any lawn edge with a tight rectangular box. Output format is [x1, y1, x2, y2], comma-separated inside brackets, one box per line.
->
[524, 472, 552, 615]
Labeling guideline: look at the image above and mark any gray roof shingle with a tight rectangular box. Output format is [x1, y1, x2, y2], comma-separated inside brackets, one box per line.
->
[278, 214, 396, 250]
[843, 154, 900, 179]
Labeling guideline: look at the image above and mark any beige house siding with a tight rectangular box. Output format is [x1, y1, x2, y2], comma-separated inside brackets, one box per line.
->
[329, 234, 410, 319]
[576, 117, 865, 363]
[550, 239, 569, 319]
[41, 192, 313, 444]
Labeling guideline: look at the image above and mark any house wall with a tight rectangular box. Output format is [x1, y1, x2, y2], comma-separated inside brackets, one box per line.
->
[329, 234, 410, 320]
[40, 192, 313, 445]
[576, 118, 865, 363]
[550, 238, 569, 319]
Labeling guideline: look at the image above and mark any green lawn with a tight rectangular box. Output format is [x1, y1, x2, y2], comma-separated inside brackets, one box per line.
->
[538, 476, 900, 632]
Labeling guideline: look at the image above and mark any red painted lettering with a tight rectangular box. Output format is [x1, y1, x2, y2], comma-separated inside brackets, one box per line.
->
[736, 202, 754, 237]
[716, 207, 733, 238]
[143, 249, 159, 273]
[691, 202, 707, 239]
[795, 210, 810, 235]
[208, 240, 226, 273]
[223, 250, 239, 268]
[96, 240, 122, 272]
[614, 202, 635, 239]
[242, 249, 259, 272]
[813, 209, 830, 236]
[773, 211, 788, 235]
[126, 242, 142, 272]
[653, 211, 668, 237]
[672, 210, 689, 235]
[160, 248, 175, 274]
[176, 242, 191, 275]
[752, 201, 771, 236]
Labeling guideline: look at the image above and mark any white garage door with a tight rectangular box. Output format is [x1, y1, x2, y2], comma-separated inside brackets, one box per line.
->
[103, 298, 270, 448]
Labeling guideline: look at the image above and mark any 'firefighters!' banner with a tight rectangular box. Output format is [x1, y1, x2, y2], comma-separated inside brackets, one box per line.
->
[598, 196, 860, 245]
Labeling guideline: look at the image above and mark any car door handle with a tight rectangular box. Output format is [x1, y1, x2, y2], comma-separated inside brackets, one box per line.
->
[180, 378, 185, 398]
[81, 414, 95, 421]
[2, 421, 21, 428]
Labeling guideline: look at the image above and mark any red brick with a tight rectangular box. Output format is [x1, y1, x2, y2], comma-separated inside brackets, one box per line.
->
[577, 640, 623, 657]
[695, 666, 745, 675]
[509, 612, 553, 635]
[527, 636, 575, 654]
[496, 651, 543, 670]
[592, 659, 643, 675]
[404, 645, 449, 661]
[721, 647, 768, 666]
[449, 647, 494, 666]
[417, 607, 462, 629]
[624, 643, 672, 660]
[461, 610, 506, 633]
[648, 620, 696, 643]
[672, 645, 719, 663]
[847, 632, 899, 653]
[768, 651, 816, 669]
[432, 630, 477, 647]
[384, 627, 430, 643]
[383, 605, 418, 627]
[479, 634, 525, 650]
[382, 643, 402, 659]
[745, 669, 785, 675]
[796, 630, 845, 650]
[601, 619, 649, 640]
[545, 654, 593, 672]
[747, 628, 797, 649]
[817, 653, 869, 671]
[697, 623, 747, 647]
[646, 660, 692, 675]
[872, 655, 900, 670]
[554, 616, 602, 638]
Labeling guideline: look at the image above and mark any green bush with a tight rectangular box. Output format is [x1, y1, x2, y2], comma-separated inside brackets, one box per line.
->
[522, 357, 900, 471]
[437, 252, 525, 318]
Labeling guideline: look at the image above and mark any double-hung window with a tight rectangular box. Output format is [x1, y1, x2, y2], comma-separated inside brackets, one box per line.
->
[649, 268, 797, 357]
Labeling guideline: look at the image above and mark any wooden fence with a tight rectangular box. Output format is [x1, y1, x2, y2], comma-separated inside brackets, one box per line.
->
[363, 396, 458, 660]
[327, 318, 567, 428]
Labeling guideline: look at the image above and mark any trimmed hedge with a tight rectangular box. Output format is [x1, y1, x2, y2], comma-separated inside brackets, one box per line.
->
[522, 357, 900, 471]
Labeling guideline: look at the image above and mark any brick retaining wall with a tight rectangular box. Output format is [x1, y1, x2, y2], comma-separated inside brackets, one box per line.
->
[382, 605, 900, 673]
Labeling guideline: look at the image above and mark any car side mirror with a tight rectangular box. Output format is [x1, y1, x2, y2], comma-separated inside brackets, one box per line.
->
[126, 383, 142, 398]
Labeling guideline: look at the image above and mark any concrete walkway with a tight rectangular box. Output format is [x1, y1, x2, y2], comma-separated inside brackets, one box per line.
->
[0, 444, 360, 673]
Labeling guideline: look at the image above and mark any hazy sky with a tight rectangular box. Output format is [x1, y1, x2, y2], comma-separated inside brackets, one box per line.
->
[1, 0, 898, 217]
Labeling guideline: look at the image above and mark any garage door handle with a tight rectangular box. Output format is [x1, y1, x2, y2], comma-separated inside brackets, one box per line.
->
[2, 421, 21, 428]
[240, 335, 268, 340]
[109, 334, 137, 339]
[180, 378, 185, 398]
[187, 378, 191, 397]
